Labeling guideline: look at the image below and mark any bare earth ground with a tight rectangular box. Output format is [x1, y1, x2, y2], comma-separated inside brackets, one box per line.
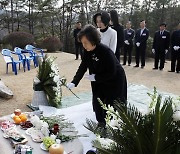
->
[0, 52, 179, 116]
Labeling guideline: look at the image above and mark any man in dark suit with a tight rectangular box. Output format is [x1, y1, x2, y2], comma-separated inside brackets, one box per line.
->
[134, 20, 149, 68]
[152, 23, 170, 70]
[73, 22, 83, 60]
[168, 23, 180, 73]
[123, 21, 134, 66]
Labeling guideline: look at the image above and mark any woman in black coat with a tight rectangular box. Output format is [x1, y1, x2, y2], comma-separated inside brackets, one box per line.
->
[67, 25, 127, 126]
[110, 9, 124, 62]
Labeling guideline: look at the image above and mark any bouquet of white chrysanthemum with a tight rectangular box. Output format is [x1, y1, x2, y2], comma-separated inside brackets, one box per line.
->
[33, 54, 79, 108]
[34, 55, 65, 107]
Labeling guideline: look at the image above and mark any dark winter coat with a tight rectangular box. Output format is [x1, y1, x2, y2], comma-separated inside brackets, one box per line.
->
[71, 43, 127, 104]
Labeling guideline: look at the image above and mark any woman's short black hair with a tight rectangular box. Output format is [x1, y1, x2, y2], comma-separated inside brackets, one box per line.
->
[93, 11, 110, 27]
[93, 13, 101, 26]
[110, 10, 119, 26]
[101, 11, 110, 26]
[78, 24, 101, 46]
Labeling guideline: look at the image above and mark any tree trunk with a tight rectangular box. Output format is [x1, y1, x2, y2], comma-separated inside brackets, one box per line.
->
[15, 2, 20, 31]
[10, 0, 14, 32]
[129, 0, 136, 21]
[62, 0, 65, 51]
[31, 0, 34, 34]
[161, 3, 165, 22]
[51, 16, 55, 36]
[84, 0, 89, 23]
[28, 0, 31, 33]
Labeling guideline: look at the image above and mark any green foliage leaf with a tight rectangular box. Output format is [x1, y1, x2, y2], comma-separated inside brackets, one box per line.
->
[86, 89, 180, 154]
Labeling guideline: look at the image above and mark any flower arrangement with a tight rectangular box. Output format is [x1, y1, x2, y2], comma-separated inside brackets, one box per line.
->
[85, 88, 180, 154]
[34, 55, 65, 107]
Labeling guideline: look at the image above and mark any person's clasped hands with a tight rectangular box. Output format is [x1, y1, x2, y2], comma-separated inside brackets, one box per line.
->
[173, 46, 180, 51]
[124, 40, 130, 45]
[152, 49, 155, 54]
[136, 42, 140, 47]
[165, 49, 168, 54]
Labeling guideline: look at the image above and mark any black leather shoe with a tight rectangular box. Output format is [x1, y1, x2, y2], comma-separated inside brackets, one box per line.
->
[86, 150, 97, 154]
[134, 65, 139, 67]
[75, 58, 78, 60]
[159, 68, 163, 71]
[141, 66, 144, 69]
[153, 68, 158, 70]
[176, 71, 179, 73]
[128, 64, 131, 66]
[168, 70, 175, 72]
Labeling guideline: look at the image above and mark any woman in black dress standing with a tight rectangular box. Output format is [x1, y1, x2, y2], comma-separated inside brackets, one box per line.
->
[110, 9, 124, 62]
[67, 25, 127, 126]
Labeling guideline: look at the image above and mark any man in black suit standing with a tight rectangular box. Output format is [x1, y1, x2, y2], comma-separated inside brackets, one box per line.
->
[168, 23, 180, 73]
[152, 23, 170, 70]
[123, 21, 134, 66]
[134, 20, 149, 68]
[73, 22, 83, 60]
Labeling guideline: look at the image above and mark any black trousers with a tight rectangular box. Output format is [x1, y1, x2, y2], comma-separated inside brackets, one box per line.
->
[154, 50, 166, 69]
[92, 93, 118, 124]
[92, 85, 127, 124]
[115, 47, 122, 63]
[171, 49, 180, 72]
[123, 44, 133, 65]
[135, 46, 146, 66]
[75, 43, 83, 59]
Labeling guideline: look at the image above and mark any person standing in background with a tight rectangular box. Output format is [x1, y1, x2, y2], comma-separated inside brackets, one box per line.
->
[134, 20, 149, 68]
[93, 11, 117, 53]
[152, 23, 170, 70]
[109, 9, 124, 62]
[168, 23, 180, 73]
[73, 22, 83, 60]
[123, 21, 134, 66]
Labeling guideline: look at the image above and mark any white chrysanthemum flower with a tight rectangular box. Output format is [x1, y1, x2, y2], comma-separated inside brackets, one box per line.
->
[107, 104, 114, 112]
[108, 119, 119, 128]
[96, 136, 116, 149]
[51, 64, 59, 75]
[172, 97, 180, 111]
[54, 75, 60, 83]
[49, 72, 55, 77]
[173, 111, 180, 121]
[34, 77, 41, 84]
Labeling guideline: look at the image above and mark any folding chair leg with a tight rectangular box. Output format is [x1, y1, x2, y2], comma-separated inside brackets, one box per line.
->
[12, 63, 14, 72]
[34, 56, 38, 67]
[14, 63, 18, 75]
[6, 63, 8, 74]
[34, 59, 37, 68]
[36, 57, 39, 67]
[23, 60, 26, 72]
[27, 60, 30, 71]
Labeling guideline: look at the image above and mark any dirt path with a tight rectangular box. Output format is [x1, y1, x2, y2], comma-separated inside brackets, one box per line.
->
[0, 52, 179, 116]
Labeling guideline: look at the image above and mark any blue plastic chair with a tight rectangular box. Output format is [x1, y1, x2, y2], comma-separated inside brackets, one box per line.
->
[1, 49, 25, 75]
[14, 47, 34, 71]
[25, 44, 44, 67]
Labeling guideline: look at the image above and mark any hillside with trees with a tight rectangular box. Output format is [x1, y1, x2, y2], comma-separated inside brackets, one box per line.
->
[0, 0, 179, 55]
